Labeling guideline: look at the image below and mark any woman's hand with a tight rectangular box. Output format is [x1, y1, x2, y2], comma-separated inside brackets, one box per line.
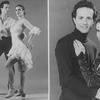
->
[33, 27, 41, 35]
[73, 39, 85, 56]
[28, 39, 33, 50]
[29, 27, 41, 35]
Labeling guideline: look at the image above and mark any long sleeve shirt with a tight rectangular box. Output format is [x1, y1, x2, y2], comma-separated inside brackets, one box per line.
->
[55, 29, 98, 99]
[77, 49, 100, 87]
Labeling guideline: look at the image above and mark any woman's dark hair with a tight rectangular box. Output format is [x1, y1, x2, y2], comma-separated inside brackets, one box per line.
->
[72, 0, 98, 21]
[16, 4, 26, 15]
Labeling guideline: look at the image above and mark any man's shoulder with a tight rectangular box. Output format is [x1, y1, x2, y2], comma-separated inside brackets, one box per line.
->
[56, 33, 73, 52]
[57, 33, 73, 45]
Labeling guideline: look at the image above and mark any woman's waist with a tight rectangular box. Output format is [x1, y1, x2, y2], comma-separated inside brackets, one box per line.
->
[12, 33, 24, 40]
[12, 38, 24, 45]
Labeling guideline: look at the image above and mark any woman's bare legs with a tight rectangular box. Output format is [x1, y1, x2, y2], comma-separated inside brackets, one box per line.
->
[5, 57, 17, 98]
[15, 60, 26, 97]
[5, 54, 15, 90]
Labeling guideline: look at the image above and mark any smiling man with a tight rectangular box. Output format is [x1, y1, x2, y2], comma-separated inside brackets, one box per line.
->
[73, 7, 94, 33]
[55, 0, 100, 100]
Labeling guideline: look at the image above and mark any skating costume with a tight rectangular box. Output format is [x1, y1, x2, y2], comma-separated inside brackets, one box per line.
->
[7, 20, 33, 71]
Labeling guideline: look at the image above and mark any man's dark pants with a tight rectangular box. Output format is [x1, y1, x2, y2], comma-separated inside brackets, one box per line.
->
[0, 36, 15, 89]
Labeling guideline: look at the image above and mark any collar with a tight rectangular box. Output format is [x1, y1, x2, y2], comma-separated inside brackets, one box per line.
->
[72, 28, 88, 43]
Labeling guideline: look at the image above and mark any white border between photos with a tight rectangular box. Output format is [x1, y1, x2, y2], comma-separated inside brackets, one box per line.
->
[48, 0, 50, 100]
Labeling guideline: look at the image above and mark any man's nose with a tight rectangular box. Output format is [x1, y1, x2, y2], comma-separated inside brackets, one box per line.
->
[7, 8, 9, 11]
[83, 19, 88, 24]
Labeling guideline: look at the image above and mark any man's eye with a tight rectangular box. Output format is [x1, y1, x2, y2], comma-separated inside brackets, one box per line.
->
[87, 17, 92, 20]
[79, 17, 83, 19]
[6, 7, 9, 9]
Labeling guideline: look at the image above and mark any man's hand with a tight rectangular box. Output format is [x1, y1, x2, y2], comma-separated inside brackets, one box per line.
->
[73, 39, 85, 56]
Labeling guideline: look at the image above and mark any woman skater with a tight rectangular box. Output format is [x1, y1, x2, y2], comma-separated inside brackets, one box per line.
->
[5, 4, 41, 98]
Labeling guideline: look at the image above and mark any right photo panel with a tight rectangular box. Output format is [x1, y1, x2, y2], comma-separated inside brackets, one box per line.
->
[50, 0, 100, 100]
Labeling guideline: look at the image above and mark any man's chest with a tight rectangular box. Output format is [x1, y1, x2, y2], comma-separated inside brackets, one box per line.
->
[0, 17, 12, 29]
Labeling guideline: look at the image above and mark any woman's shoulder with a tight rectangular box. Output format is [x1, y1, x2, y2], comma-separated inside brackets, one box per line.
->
[87, 38, 96, 45]
[22, 18, 31, 25]
[22, 18, 29, 22]
[86, 38, 97, 49]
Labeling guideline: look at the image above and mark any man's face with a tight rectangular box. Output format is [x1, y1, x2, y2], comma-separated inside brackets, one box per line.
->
[1, 4, 10, 15]
[73, 7, 94, 33]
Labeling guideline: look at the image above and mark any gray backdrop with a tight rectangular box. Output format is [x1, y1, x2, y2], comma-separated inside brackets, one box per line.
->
[0, 0, 48, 95]
[50, 0, 100, 100]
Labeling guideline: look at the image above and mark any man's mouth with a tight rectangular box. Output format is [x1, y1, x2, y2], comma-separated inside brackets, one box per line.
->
[81, 26, 88, 30]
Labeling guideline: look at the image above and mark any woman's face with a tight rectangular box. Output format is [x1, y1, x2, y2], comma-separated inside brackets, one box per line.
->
[96, 22, 100, 41]
[16, 6, 24, 17]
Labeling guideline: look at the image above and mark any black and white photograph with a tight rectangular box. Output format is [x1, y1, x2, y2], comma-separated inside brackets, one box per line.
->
[50, 0, 100, 100]
[0, 0, 48, 100]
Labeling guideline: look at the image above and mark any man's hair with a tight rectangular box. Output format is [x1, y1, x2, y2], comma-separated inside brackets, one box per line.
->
[16, 4, 26, 15]
[0, 1, 9, 14]
[0, 1, 10, 8]
[72, 0, 98, 21]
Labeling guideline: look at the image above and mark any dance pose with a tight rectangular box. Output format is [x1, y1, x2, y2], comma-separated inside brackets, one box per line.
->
[5, 4, 40, 98]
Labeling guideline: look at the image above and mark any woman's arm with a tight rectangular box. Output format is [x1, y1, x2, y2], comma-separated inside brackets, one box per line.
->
[78, 52, 100, 87]
[73, 40, 100, 87]
[23, 19, 41, 49]
[23, 19, 41, 35]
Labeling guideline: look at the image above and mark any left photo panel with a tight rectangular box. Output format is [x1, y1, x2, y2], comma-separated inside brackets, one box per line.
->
[0, 0, 48, 100]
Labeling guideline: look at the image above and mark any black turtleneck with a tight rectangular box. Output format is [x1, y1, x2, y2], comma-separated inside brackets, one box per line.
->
[55, 29, 98, 100]
[72, 28, 88, 43]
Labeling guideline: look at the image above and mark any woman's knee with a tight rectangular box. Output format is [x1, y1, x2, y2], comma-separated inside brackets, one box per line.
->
[18, 63, 26, 73]
[20, 70, 26, 74]
[5, 57, 16, 70]
[5, 63, 11, 70]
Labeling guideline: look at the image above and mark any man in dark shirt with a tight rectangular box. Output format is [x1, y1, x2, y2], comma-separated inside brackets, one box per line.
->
[55, 0, 100, 100]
